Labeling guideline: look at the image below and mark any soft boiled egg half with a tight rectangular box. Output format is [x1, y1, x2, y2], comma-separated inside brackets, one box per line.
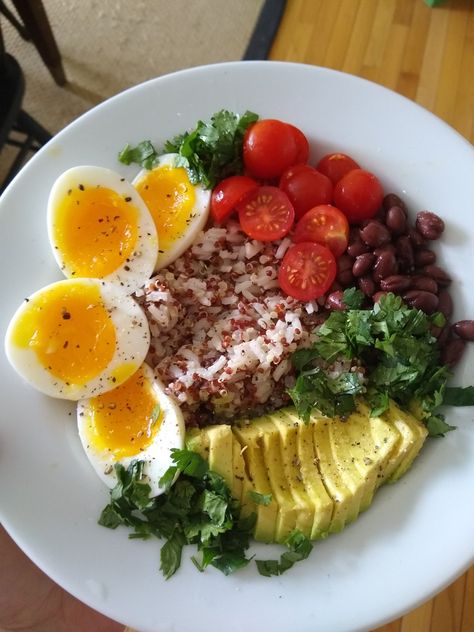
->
[78, 363, 184, 497]
[4, 278, 150, 400]
[133, 153, 210, 271]
[48, 166, 158, 294]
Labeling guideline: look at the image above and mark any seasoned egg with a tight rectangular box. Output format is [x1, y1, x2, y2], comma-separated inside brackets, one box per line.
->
[133, 153, 210, 271]
[4, 278, 150, 400]
[48, 166, 158, 293]
[78, 363, 184, 496]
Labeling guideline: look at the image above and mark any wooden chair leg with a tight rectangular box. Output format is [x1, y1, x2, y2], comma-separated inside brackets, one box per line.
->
[10, 0, 66, 86]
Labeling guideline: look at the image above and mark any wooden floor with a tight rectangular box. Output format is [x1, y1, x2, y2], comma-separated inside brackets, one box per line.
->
[269, 1, 474, 630]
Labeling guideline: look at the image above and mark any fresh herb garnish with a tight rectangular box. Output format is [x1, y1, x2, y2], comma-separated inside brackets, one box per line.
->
[289, 292, 460, 436]
[256, 529, 313, 577]
[118, 110, 258, 189]
[247, 491, 273, 506]
[443, 386, 474, 406]
[99, 450, 255, 579]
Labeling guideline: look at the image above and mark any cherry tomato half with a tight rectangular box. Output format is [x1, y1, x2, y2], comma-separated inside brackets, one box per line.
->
[279, 165, 333, 220]
[237, 186, 295, 241]
[293, 204, 349, 257]
[278, 241, 336, 301]
[316, 153, 360, 185]
[333, 169, 384, 223]
[211, 175, 258, 223]
[243, 119, 299, 179]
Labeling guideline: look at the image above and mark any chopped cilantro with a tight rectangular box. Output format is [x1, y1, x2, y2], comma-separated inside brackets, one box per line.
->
[443, 386, 474, 406]
[288, 292, 470, 436]
[118, 110, 258, 189]
[248, 491, 273, 506]
[99, 451, 254, 579]
[256, 530, 313, 577]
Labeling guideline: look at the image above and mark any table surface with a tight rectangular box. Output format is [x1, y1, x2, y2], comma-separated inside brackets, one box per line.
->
[269, 0, 474, 630]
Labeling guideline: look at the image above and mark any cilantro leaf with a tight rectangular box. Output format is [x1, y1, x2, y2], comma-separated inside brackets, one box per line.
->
[425, 414, 456, 437]
[118, 140, 159, 170]
[342, 287, 364, 309]
[160, 531, 186, 580]
[256, 529, 313, 577]
[443, 386, 474, 406]
[247, 491, 273, 506]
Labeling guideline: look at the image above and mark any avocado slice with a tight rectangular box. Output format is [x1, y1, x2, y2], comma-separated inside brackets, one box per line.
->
[272, 408, 330, 540]
[258, 419, 300, 543]
[382, 401, 428, 483]
[311, 414, 355, 533]
[185, 426, 210, 459]
[233, 424, 277, 543]
[206, 425, 234, 493]
[339, 402, 400, 511]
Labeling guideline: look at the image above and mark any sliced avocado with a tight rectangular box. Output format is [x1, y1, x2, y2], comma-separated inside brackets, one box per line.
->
[271, 408, 323, 540]
[339, 402, 399, 511]
[258, 417, 300, 543]
[206, 425, 233, 491]
[311, 413, 356, 533]
[233, 424, 277, 543]
[185, 426, 210, 459]
[231, 435, 246, 506]
[382, 401, 428, 483]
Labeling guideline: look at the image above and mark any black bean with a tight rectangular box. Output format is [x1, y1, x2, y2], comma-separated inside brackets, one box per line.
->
[442, 338, 466, 367]
[416, 211, 445, 241]
[360, 221, 391, 248]
[394, 235, 415, 273]
[452, 320, 474, 342]
[352, 253, 375, 277]
[421, 264, 451, 287]
[383, 193, 407, 214]
[385, 205, 407, 234]
[402, 290, 439, 314]
[373, 250, 397, 282]
[380, 275, 412, 293]
[325, 291, 346, 311]
[437, 289, 453, 319]
[414, 248, 437, 267]
[358, 275, 375, 297]
[410, 276, 438, 294]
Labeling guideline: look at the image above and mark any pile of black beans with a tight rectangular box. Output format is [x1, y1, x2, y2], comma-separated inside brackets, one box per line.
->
[325, 193, 474, 368]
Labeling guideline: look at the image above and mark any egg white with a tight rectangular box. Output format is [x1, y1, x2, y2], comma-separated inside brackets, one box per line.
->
[4, 278, 150, 401]
[133, 153, 210, 271]
[48, 166, 158, 293]
[77, 363, 184, 497]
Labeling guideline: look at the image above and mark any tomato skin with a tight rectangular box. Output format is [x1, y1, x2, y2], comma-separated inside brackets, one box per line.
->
[288, 124, 310, 164]
[211, 175, 258, 223]
[278, 242, 337, 301]
[279, 165, 333, 220]
[243, 119, 298, 179]
[293, 204, 349, 257]
[316, 153, 360, 185]
[237, 185, 295, 242]
[333, 169, 384, 223]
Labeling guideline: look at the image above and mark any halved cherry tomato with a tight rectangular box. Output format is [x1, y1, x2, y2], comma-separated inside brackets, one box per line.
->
[288, 124, 310, 164]
[237, 186, 294, 241]
[293, 204, 349, 257]
[279, 165, 333, 220]
[316, 153, 360, 185]
[333, 168, 384, 223]
[211, 175, 258, 223]
[278, 242, 336, 301]
[243, 119, 299, 179]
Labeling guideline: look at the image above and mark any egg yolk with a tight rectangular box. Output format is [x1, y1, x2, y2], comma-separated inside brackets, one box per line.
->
[85, 366, 163, 459]
[11, 281, 116, 385]
[135, 165, 195, 253]
[52, 185, 139, 278]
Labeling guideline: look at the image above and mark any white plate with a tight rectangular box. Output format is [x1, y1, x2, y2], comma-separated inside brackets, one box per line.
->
[1, 61, 473, 632]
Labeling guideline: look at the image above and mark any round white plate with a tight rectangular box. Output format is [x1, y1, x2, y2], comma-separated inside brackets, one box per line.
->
[1, 61, 473, 632]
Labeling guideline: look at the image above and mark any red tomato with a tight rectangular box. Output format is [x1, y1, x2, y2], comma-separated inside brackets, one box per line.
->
[316, 153, 360, 184]
[279, 165, 333, 220]
[211, 175, 258, 223]
[237, 186, 294, 241]
[243, 119, 299, 179]
[333, 169, 384, 223]
[278, 242, 336, 301]
[293, 204, 349, 257]
[288, 124, 310, 164]
[279, 163, 313, 190]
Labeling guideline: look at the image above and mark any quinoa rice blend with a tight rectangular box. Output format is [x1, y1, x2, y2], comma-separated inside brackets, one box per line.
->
[135, 221, 326, 426]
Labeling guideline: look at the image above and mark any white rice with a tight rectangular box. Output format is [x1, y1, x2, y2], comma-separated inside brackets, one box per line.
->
[137, 221, 324, 425]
